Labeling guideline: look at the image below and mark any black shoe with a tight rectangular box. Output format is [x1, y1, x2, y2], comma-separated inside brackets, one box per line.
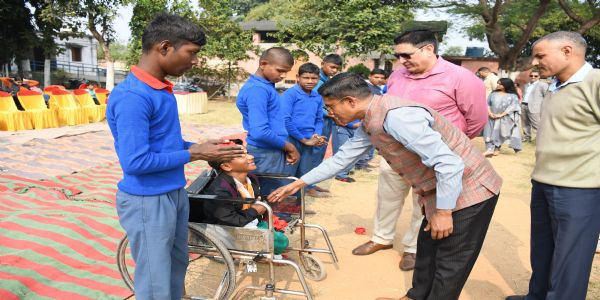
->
[505, 296, 526, 300]
[335, 176, 355, 183]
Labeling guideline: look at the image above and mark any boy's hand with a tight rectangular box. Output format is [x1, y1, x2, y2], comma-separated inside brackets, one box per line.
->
[268, 180, 306, 202]
[313, 134, 327, 146]
[424, 209, 453, 240]
[283, 142, 300, 164]
[251, 203, 267, 214]
[301, 137, 318, 146]
[188, 139, 245, 162]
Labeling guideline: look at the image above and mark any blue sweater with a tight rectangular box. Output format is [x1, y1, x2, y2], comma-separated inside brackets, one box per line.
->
[236, 75, 288, 150]
[281, 85, 324, 141]
[106, 71, 193, 196]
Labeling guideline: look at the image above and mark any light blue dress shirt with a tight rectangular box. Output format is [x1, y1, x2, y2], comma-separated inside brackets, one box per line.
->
[301, 106, 465, 209]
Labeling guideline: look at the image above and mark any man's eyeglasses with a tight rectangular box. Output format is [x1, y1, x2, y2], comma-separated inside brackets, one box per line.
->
[324, 99, 344, 114]
[393, 45, 428, 60]
[529, 75, 539, 78]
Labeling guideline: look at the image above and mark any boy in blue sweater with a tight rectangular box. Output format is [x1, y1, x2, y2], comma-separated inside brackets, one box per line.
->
[313, 54, 343, 171]
[106, 14, 244, 300]
[281, 63, 329, 198]
[236, 47, 300, 175]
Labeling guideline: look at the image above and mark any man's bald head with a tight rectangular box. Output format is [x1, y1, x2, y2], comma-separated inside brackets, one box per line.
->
[533, 31, 587, 56]
[260, 47, 294, 67]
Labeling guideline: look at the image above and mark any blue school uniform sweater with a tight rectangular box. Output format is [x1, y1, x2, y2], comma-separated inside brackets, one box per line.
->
[281, 85, 324, 141]
[106, 67, 193, 196]
[236, 75, 288, 150]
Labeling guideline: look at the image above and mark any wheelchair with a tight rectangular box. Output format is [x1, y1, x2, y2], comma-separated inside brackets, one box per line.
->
[116, 170, 338, 300]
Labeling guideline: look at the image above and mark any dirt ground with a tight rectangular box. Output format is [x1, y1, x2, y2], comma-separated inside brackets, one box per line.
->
[186, 101, 600, 300]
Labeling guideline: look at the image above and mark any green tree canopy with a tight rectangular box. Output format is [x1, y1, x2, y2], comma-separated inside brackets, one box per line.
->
[430, 0, 600, 70]
[247, 0, 416, 57]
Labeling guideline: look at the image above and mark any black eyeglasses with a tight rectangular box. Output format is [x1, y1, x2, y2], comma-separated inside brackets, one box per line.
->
[393, 45, 428, 60]
[529, 75, 539, 78]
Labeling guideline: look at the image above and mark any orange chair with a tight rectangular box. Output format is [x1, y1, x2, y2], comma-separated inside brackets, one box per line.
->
[47, 89, 89, 126]
[94, 87, 109, 104]
[16, 89, 59, 129]
[0, 91, 33, 131]
[43, 85, 66, 93]
[73, 89, 105, 122]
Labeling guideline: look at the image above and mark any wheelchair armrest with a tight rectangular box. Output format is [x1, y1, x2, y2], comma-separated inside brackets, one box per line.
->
[188, 194, 257, 204]
[253, 172, 299, 180]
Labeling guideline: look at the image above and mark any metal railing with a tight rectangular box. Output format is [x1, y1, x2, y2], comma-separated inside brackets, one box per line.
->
[29, 60, 128, 80]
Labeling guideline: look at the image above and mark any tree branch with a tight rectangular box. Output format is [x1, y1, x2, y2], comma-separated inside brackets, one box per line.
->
[557, 0, 585, 24]
[512, 0, 550, 53]
[577, 16, 600, 34]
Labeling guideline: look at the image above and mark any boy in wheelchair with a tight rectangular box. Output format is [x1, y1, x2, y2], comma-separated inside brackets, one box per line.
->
[201, 139, 289, 257]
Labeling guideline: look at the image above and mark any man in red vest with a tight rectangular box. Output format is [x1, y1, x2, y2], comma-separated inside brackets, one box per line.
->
[268, 73, 502, 300]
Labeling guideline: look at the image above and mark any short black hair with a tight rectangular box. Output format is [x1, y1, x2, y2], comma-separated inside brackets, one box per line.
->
[207, 139, 244, 171]
[318, 73, 372, 99]
[259, 47, 294, 66]
[142, 13, 206, 53]
[370, 68, 387, 77]
[393, 29, 438, 54]
[322, 54, 343, 66]
[298, 62, 320, 76]
[477, 66, 491, 73]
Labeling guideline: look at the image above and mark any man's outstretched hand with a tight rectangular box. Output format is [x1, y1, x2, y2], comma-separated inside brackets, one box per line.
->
[188, 139, 245, 162]
[267, 179, 306, 202]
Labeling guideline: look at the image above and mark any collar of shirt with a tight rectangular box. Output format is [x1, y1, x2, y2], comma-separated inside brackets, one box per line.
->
[250, 74, 275, 87]
[399, 56, 448, 79]
[319, 69, 329, 83]
[549, 62, 593, 93]
[292, 84, 318, 97]
[130, 65, 173, 93]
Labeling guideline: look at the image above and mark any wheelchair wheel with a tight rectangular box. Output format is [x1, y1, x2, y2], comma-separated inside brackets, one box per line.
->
[186, 226, 236, 300]
[115, 226, 236, 300]
[299, 253, 326, 281]
[116, 236, 134, 291]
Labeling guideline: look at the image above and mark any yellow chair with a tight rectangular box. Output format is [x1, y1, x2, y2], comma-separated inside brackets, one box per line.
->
[47, 89, 89, 126]
[74, 89, 105, 122]
[0, 91, 33, 131]
[94, 88, 109, 104]
[16, 90, 59, 129]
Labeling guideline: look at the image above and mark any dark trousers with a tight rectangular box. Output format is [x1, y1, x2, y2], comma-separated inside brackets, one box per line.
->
[407, 194, 499, 300]
[527, 181, 600, 300]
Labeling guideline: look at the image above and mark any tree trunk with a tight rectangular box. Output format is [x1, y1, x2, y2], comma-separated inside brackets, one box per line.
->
[20, 59, 32, 78]
[227, 61, 232, 101]
[44, 58, 51, 87]
[105, 59, 114, 91]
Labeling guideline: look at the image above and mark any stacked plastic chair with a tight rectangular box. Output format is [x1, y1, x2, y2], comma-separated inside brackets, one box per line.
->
[0, 91, 33, 131]
[73, 89, 106, 122]
[16, 89, 59, 129]
[94, 87, 110, 104]
[46, 88, 89, 126]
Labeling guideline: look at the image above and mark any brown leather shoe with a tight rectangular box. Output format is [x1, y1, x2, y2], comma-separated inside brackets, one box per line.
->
[352, 241, 393, 255]
[399, 252, 416, 271]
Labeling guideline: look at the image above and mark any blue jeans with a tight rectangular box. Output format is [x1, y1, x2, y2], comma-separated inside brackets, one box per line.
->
[332, 126, 356, 178]
[116, 188, 190, 300]
[247, 144, 288, 175]
[355, 146, 374, 169]
[316, 117, 336, 161]
[285, 137, 322, 189]
[247, 144, 291, 195]
[527, 181, 600, 300]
